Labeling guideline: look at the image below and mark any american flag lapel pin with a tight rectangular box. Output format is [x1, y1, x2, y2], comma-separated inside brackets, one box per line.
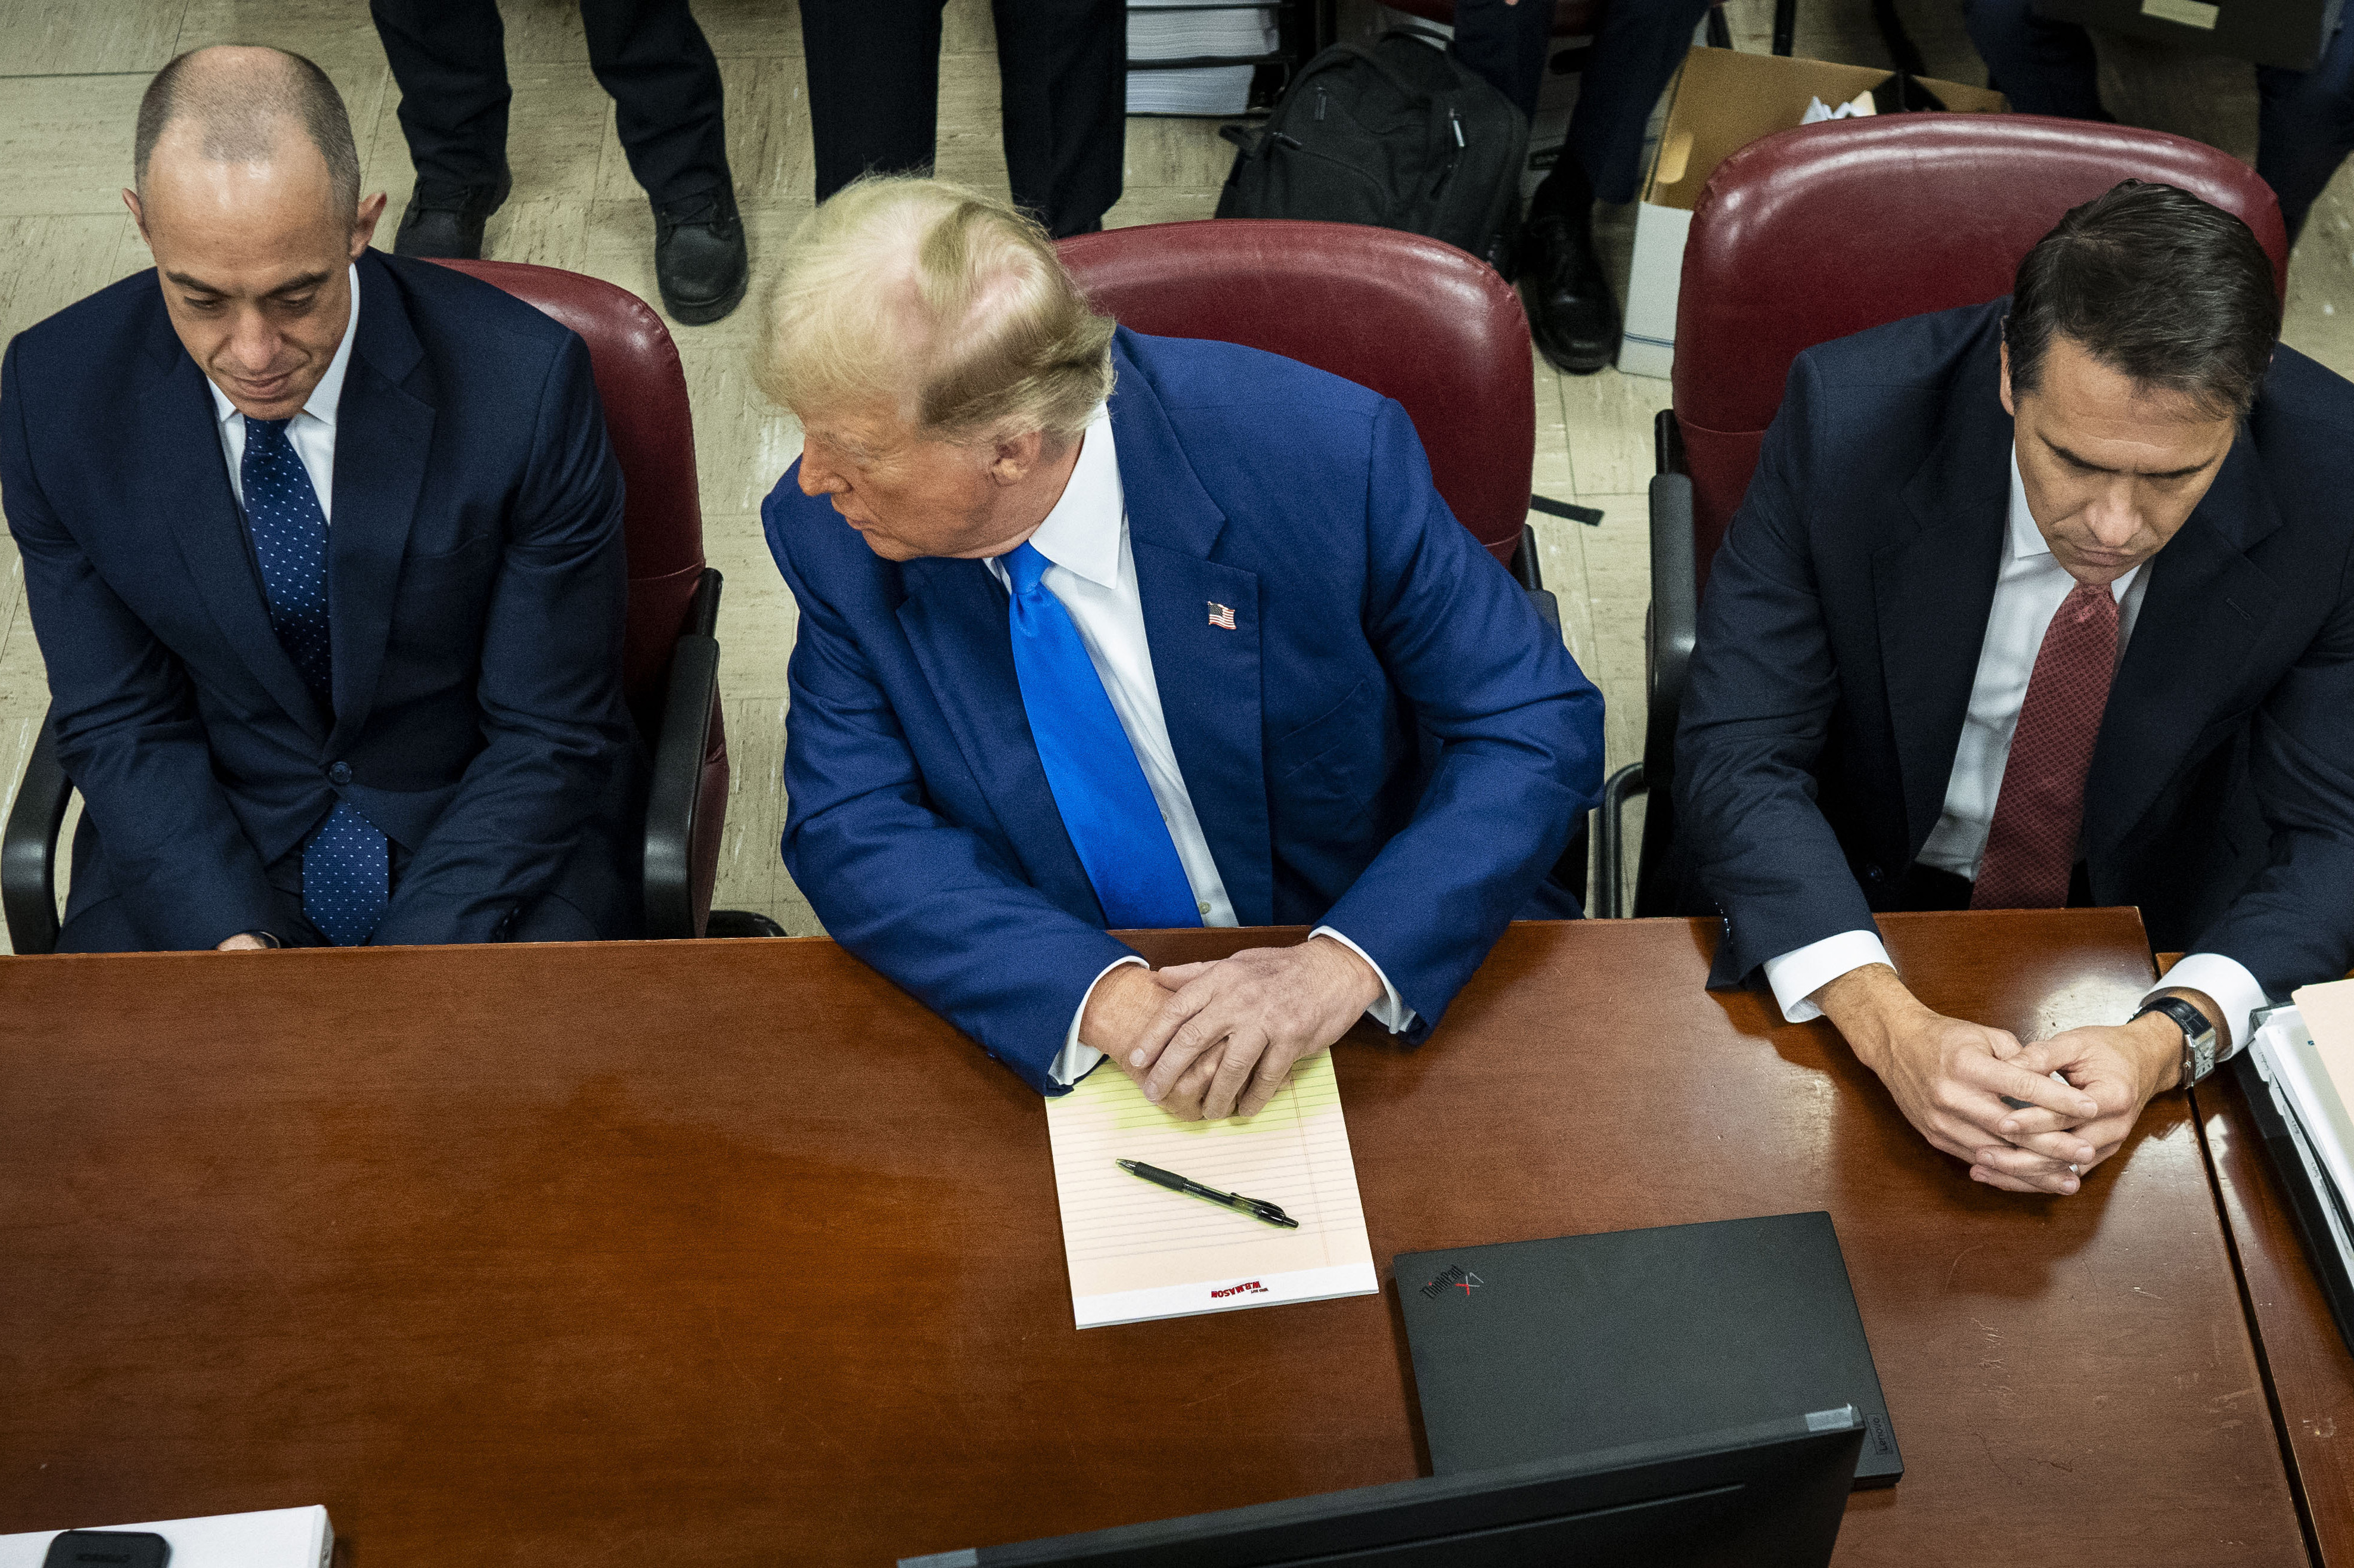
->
[1207, 601, 1237, 631]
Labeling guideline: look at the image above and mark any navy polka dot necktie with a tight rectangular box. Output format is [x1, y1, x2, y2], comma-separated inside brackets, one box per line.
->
[240, 417, 388, 946]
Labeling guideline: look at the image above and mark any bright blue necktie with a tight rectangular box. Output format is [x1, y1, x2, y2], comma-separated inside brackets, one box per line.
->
[1003, 542, 1201, 929]
[240, 417, 387, 946]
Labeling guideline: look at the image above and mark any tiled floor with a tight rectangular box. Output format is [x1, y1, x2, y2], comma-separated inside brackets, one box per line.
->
[2, 0, 2349, 949]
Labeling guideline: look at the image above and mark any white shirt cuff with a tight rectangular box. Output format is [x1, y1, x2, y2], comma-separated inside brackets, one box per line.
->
[2148, 952, 2271, 1051]
[1311, 926, 1418, 1034]
[1049, 955, 1149, 1086]
[1762, 929, 1893, 1023]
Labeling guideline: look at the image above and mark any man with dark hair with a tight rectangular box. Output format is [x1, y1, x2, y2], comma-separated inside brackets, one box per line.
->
[1674, 180, 2354, 1195]
[366, 0, 747, 324]
[1, 45, 645, 952]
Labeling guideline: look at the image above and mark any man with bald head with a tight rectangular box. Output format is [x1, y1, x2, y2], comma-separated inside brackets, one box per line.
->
[0, 46, 644, 951]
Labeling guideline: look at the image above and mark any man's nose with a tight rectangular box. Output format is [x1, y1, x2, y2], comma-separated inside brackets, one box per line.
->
[2083, 480, 2142, 549]
[799, 446, 847, 496]
[224, 308, 281, 373]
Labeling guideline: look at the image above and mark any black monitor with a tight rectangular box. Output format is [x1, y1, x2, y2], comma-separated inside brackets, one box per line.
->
[898, 1405, 1863, 1568]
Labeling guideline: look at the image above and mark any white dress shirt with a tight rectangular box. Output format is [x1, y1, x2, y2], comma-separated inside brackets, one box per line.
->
[207, 263, 360, 520]
[1761, 449, 2271, 1044]
[984, 409, 1416, 1085]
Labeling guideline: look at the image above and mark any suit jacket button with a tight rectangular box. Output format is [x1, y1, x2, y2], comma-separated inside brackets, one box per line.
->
[1864, 865, 1885, 883]
[328, 761, 353, 785]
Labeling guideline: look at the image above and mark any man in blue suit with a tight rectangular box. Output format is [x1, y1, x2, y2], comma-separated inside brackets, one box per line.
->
[1, 45, 643, 952]
[1676, 182, 2354, 1195]
[758, 178, 1604, 1117]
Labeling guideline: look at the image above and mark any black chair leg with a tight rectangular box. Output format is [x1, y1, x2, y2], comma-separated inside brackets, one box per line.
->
[2, 704, 72, 955]
[1772, 0, 1797, 55]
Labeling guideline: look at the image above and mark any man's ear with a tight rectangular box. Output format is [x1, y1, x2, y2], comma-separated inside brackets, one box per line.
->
[1998, 339, 2015, 418]
[987, 429, 1047, 488]
[350, 191, 389, 259]
[122, 187, 153, 248]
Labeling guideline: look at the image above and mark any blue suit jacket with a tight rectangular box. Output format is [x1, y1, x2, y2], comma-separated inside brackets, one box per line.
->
[764, 329, 1604, 1092]
[1676, 300, 2354, 1001]
[1, 250, 644, 950]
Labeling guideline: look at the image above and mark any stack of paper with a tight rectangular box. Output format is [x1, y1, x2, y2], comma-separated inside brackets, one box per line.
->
[2244, 981, 2354, 1287]
[1126, 0, 1277, 117]
[1044, 1050, 1376, 1328]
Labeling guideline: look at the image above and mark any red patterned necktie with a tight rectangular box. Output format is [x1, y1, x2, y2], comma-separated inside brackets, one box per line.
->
[1971, 580, 2120, 909]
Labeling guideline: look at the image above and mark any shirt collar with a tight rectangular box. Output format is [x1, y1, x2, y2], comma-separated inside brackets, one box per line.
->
[2007, 444, 2139, 601]
[207, 261, 360, 431]
[1021, 408, 1122, 589]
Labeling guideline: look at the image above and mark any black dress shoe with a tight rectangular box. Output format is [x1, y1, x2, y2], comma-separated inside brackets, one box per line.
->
[654, 186, 748, 326]
[392, 167, 512, 261]
[1521, 213, 1620, 376]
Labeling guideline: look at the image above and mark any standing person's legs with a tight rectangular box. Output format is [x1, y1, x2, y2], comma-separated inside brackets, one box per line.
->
[1961, 0, 2107, 118]
[369, 0, 514, 257]
[798, 0, 951, 203]
[2258, 24, 2354, 249]
[990, 0, 1126, 236]
[579, 0, 747, 323]
[1450, 0, 1555, 122]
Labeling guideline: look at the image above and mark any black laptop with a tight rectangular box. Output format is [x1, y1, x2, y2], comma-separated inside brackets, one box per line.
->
[1396, 1211, 1903, 1488]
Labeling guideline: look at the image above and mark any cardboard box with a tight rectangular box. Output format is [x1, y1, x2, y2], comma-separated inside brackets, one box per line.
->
[2031, 0, 2341, 72]
[1618, 49, 2008, 380]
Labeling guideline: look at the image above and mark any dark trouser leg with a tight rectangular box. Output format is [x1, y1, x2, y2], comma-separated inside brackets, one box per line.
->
[370, 0, 511, 191]
[1565, 0, 1719, 205]
[1450, 0, 1556, 122]
[797, 0, 949, 202]
[2257, 26, 2354, 250]
[991, 0, 1125, 237]
[1961, 0, 2108, 119]
[579, 0, 734, 206]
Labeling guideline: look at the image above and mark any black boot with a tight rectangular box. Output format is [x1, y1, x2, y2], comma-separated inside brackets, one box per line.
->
[392, 166, 512, 262]
[654, 185, 749, 327]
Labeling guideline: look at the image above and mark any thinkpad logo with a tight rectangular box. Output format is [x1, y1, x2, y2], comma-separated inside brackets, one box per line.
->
[1421, 1264, 1483, 1299]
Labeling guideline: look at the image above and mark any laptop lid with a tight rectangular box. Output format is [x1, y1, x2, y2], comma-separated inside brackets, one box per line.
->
[1396, 1211, 1902, 1488]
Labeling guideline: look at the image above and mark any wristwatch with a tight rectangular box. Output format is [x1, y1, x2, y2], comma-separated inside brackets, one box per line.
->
[2133, 995, 2223, 1088]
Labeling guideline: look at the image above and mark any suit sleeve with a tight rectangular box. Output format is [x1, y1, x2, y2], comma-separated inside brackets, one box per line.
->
[1311, 399, 1605, 1036]
[1, 336, 283, 949]
[369, 333, 635, 945]
[2185, 545, 2354, 998]
[773, 504, 1140, 1096]
[1672, 354, 1881, 990]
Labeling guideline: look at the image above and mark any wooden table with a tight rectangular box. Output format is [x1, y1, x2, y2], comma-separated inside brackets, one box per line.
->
[0, 912, 2305, 1564]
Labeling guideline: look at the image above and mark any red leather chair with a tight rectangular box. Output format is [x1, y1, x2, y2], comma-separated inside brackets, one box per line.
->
[0, 260, 767, 951]
[1060, 218, 1541, 576]
[1057, 216, 1592, 896]
[1595, 113, 2291, 916]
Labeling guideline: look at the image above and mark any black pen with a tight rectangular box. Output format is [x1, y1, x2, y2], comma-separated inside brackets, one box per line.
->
[1117, 1159, 1299, 1228]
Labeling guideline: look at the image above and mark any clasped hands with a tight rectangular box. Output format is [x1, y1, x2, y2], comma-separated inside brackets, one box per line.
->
[1815, 963, 2200, 1196]
[1079, 935, 1384, 1122]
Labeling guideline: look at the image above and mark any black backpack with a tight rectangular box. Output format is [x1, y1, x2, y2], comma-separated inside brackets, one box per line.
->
[1214, 29, 1530, 273]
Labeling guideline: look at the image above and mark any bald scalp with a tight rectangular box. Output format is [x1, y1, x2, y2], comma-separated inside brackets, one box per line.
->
[135, 45, 359, 219]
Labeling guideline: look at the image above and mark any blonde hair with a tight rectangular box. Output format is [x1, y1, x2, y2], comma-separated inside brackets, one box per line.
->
[756, 176, 1116, 446]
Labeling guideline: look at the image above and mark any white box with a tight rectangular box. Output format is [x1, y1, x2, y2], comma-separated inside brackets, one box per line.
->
[0, 1505, 332, 1568]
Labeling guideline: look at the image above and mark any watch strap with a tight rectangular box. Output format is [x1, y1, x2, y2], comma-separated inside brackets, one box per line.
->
[2134, 995, 2220, 1088]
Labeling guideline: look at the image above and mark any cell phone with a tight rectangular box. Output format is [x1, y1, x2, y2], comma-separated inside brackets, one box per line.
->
[42, 1532, 171, 1568]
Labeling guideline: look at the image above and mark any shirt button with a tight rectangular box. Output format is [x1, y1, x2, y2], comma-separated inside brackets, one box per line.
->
[1198, 901, 1210, 915]
[328, 761, 353, 785]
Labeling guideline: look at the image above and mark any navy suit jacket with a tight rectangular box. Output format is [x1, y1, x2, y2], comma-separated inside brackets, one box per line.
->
[1677, 300, 2354, 1002]
[1, 250, 643, 950]
[764, 328, 1605, 1092]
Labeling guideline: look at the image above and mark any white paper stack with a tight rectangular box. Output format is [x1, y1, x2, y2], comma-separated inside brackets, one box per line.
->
[2244, 981, 2354, 1285]
[1126, 0, 1278, 117]
[0, 1506, 333, 1568]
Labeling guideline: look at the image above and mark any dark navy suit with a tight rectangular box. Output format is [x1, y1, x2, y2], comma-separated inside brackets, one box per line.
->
[1, 249, 644, 951]
[1676, 300, 2354, 1002]
[763, 329, 1605, 1093]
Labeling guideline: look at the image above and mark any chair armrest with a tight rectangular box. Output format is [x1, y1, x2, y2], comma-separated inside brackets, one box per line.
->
[1645, 472, 1696, 781]
[1524, 583, 1561, 639]
[1594, 762, 1644, 919]
[3, 704, 72, 955]
[644, 569, 724, 940]
[1511, 522, 1543, 592]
